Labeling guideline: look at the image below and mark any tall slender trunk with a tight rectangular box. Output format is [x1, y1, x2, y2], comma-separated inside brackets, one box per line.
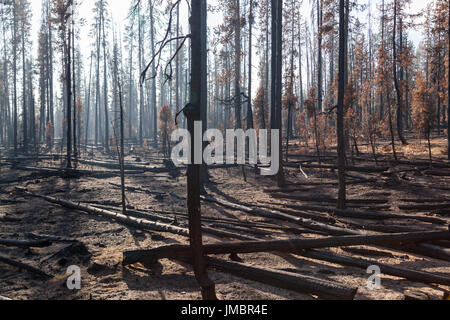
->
[128, 29, 133, 140]
[187, 0, 216, 300]
[298, 13, 304, 114]
[317, 0, 323, 113]
[393, 2, 407, 145]
[95, 17, 101, 147]
[102, 1, 109, 152]
[66, 24, 72, 168]
[85, 52, 93, 150]
[48, 0, 54, 148]
[72, 18, 77, 161]
[13, 4, 17, 154]
[271, 0, 285, 187]
[234, 0, 242, 129]
[22, 26, 27, 150]
[138, 2, 144, 147]
[337, 0, 347, 210]
[447, 0, 450, 161]
[247, 0, 254, 130]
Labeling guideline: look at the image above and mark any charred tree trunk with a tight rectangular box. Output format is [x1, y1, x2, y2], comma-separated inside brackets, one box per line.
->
[393, 2, 407, 146]
[271, 0, 285, 187]
[337, 0, 347, 209]
[186, 0, 217, 300]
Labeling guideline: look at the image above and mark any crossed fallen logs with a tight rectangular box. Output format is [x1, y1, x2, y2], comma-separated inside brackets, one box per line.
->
[122, 230, 450, 266]
[122, 230, 450, 300]
[11, 187, 450, 300]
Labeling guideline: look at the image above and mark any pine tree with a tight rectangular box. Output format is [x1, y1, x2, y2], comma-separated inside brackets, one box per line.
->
[412, 70, 436, 167]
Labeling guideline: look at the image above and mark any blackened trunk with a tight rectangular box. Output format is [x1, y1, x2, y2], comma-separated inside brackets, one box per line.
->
[393, 2, 408, 145]
[187, 0, 216, 300]
[337, 0, 347, 210]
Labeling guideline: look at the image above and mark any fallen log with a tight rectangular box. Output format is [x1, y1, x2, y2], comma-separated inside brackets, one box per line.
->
[204, 257, 358, 300]
[88, 203, 176, 224]
[259, 202, 446, 225]
[24, 233, 79, 244]
[208, 223, 271, 237]
[285, 163, 389, 173]
[269, 194, 389, 205]
[17, 188, 189, 236]
[14, 166, 144, 178]
[202, 195, 338, 227]
[0, 295, 12, 301]
[0, 215, 21, 222]
[201, 196, 450, 261]
[424, 170, 450, 177]
[87, 203, 257, 241]
[414, 243, 450, 262]
[298, 249, 450, 286]
[16, 188, 256, 241]
[0, 254, 53, 279]
[432, 209, 450, 216]
[122, 231, 450, 265]
[77, 159, 172, 173]
[399, 204, 450, 211]
[400, 199, 450, 203]
[0, 238, 52, 248]
[109, 183, 166, 197]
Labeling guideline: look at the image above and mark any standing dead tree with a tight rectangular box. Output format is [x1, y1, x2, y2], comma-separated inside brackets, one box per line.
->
[136, 0, 216, 300]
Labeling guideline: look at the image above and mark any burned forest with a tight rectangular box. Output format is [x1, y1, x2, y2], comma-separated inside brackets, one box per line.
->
[0, 0, 450, 302]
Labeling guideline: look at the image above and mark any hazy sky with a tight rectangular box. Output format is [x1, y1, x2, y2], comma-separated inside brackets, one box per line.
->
[27, 0, 432, 82]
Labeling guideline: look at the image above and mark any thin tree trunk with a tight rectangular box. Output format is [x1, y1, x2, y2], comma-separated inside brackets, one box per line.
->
[337, 0, 347, 210]
[271, 0, 285, 187]
[393, 2, 407, 145]
[448, 0, 450, 161]
[66, 20, 72, 168]
[101, 0, 109, 152]
[247, 0, 254, 130]
[234, 0, 242, 129]
[187, 0, 217, 300]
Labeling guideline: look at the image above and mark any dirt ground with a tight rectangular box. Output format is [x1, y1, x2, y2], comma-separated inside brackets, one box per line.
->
[0, 135, 449, 300]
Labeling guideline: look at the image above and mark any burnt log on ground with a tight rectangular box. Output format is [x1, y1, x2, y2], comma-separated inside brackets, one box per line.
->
[108, 183, 166, 197]
[0, 215, 21, 222]
[14, 188, 256, 241]
[432, 209, 450, 216]
[285, 178, 378, 187]
[122, 231, 450, 265]
[16, 188, 190, 236]
[284, 163, 389, 173]
[400, 199, 450, 203]
[297, 249, 450, 286]
[257, 201, 446, 225]
[203, 257, 358, 300]
[77, 159, 178, 174]
[85, 200, 320, 237]
[424, 170, 450, 177]
[201, 195, 338, 228]
[87, 203, 257, 241]
[88, 203, 176, 224]
[24, 233, 79, 244]
[0, 238, 52, 248]
[399, 204, 450, 211]
[0, 254, 53, 279]
[269, 193, 389, 205]
[14, 166, 144, 178]
[200, 196, 450, 261]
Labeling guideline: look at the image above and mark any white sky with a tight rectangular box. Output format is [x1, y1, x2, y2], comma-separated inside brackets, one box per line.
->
[28, 0, 432, 89]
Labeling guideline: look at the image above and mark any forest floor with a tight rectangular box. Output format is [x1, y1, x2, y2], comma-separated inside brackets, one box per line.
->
[0, 134, 449, 300]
